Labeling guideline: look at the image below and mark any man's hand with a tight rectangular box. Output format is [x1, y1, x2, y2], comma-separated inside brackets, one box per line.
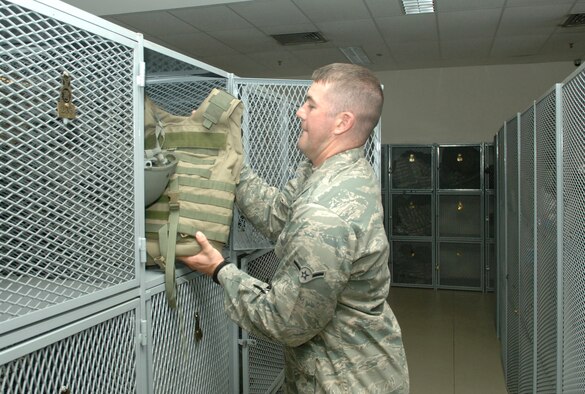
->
[178, 231, 225, 276]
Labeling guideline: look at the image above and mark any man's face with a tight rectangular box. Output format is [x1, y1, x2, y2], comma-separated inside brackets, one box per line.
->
[295, 82, 336, 165]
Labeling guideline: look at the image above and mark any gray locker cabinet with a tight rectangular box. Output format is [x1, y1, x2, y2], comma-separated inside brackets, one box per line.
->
[1, 0, 139, 347]
[497, 65, 585, 393]
[386, 144, 491, 291]
[386, 145, 435, 288]
[0, 300, 142, 394]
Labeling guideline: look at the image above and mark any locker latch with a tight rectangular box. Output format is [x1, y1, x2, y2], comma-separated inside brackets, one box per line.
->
[238, 339, 257, 348]
[57, 71, 77, 121]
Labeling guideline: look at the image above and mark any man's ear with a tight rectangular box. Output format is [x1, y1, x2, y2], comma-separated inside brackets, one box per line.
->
[333, 111, 355, 135]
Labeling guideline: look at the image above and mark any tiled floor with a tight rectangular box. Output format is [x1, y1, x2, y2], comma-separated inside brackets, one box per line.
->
[387, 287, 508, 394]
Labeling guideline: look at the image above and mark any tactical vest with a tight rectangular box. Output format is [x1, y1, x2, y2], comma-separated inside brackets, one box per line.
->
[144, 88, 244, 308]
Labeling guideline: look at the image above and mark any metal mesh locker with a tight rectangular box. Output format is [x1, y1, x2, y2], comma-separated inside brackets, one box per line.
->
[438, 145, 481, 190]
[534, 85, 559, 393]
[232, 80, 310, 251]
[388, 145, 434, 288]
[518, 105, 535, 394]
[437, 241, 481, 288]
[1, 0, 138, 335]
[147, 272, 231, 394]
[560, 69, 585, 393]
[438, 194, 482, 238]
[240, 250, 285, 394]
[0, 301, 138, 394]
[504, 115, 520, 393]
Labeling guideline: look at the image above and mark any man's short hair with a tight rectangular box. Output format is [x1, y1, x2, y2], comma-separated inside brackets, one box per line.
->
[312, 63, 384, 140]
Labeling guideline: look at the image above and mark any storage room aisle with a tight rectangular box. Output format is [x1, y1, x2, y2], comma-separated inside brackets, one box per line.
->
[388, 288, 507, 394]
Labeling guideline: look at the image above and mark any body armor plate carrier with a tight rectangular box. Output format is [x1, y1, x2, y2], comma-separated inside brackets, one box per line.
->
[144, 88, 244, 308]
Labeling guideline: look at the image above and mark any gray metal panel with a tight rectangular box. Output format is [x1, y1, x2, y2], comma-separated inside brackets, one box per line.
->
[518, 104, 535, 393]
[0, 301, 139, 393]
[232, 79, 310, 250]
[534, 86, 558, 393]
[560, 68, 585, 393]
[148, 272, 232, 394]
[240, 250, 285, 394]
[505, 115, 520, 393]
[1, 0, 137, 332]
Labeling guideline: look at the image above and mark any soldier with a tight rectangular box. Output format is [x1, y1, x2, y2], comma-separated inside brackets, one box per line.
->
[180, 63, 409, 393]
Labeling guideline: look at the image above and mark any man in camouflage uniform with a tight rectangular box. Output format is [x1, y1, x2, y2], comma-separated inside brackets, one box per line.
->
[180, 63, 409, 393]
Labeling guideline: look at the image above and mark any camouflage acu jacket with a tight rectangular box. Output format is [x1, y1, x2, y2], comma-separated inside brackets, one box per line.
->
[218, 148, 409, 393]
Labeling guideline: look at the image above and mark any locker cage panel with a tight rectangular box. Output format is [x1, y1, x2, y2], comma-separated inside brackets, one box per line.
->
[438, 194, 482, 238]
[438, 145, 481, 190]
[504, 115, 520, 393]
[148, 273, 231, 394]
[391, 241, 433, 286]
[560, 70, 585, 393]
[0, 303, 138, 394]
[534, 87, 558, 393]
[390, 146, 433, 190]
[1, 0, 137, 329]
[437, 242, 482, 289]
[240, 250, 285, 394]
[391, 194, 433, 237]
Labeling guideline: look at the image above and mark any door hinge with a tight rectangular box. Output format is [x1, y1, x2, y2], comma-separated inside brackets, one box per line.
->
[138, 319, 148, 347]
[139, 237, 147, 264]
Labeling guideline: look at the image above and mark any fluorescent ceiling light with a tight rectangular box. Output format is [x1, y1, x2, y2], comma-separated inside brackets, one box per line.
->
[339, 46, 372, 65]
[401, 0, 435, 15]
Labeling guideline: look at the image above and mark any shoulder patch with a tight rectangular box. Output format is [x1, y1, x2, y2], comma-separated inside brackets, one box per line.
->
[295, 263, 325, 284]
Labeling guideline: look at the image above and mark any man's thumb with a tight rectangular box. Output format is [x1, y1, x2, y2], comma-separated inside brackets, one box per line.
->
[195, 231, 208, 246]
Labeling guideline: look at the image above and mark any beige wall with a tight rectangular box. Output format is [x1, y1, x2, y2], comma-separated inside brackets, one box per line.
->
[377, 61, 576, 145]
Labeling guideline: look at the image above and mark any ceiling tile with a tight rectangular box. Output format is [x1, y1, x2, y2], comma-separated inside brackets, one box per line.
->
[377, 14, 438, 44]
[389, 41, 441, 64]
[364, 0, 405, 18]
[491, 35, 549, 57]
[169, 5, 253, 31]
[292, 0, 370, 23]
[436, 0, 505, 12]
[228, 0, 311, 27]
[207, 28, 279, 52]
[438, 9, 501, 40]
[157, 32, 240, 57]
[441, 38, 492, 59]
[111, 11, 200, 36]
[506, 0, 574, 6]
[498, 4, 574, 36]
[316, 19, 386, 46]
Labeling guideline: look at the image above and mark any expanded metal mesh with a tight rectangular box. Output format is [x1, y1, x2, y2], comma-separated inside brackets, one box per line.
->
[438, 146, 481, 190]
[232, 79, 381, 251]
[150, 273, 231, 394]
[0, 309, 137, 393]
[438, 195, 482, 238]
[534, 89, 558, 393]
[390, 146, 433, 189]
[241, 250, 285, 394]
[438, 241, 481, 288]
[504, 116, 520, 393]
[561, 70, 585, 393]
[145, 78, 227, 116]
[518, 106, 535, 394]
[1, 1, 136, 325]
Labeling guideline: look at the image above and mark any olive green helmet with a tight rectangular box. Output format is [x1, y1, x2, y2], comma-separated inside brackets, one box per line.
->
[144, 151, 177, 207]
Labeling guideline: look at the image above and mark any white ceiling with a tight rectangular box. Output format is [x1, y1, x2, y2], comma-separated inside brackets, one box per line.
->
[62, 0, 585, 77]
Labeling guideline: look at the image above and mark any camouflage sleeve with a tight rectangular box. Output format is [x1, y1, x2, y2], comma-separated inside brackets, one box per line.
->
[218, 201, 355, 347]
[235, 164, 310, 241]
